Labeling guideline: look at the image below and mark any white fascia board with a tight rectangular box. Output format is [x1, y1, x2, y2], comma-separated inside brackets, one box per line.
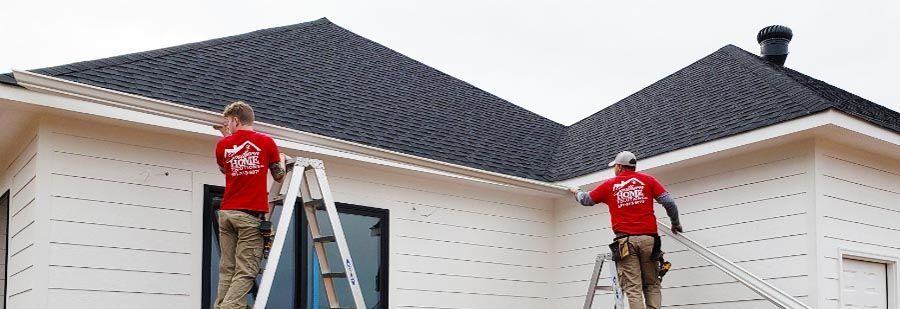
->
[7, 70, 569, 194]
[556, 109, 900, 188]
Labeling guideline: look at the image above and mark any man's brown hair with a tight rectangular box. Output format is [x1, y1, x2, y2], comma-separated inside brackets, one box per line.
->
[223, 101, 254, 125]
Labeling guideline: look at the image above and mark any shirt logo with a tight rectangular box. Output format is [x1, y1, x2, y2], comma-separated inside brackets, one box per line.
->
[612, 177, 647, 208]
[224, 141, 262, 177]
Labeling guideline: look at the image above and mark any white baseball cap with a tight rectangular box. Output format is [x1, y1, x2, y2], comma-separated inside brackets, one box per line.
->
[608, 151, 637, 167]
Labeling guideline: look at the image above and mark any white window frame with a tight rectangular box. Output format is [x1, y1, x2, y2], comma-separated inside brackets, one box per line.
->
[838, 248, 899, 309]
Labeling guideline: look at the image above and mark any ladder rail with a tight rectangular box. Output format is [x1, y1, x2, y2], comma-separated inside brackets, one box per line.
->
[656, 221, 811, 309]
[254, 164, 305, 309]
[311, 162, 368, 309]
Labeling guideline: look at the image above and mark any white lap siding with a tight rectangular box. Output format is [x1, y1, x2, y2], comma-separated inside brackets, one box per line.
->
[324, 162, 555, 308]
[35, 116, 556, 309]
[41, 119, 213, 309]
[814, 140, 900, 309]
[551, 141, 815, 308]
[2, 131, 38, 309]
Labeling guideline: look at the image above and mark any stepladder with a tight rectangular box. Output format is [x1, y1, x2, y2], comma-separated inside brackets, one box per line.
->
[584, 253, 629, 309]
[253, 156, 367, 309]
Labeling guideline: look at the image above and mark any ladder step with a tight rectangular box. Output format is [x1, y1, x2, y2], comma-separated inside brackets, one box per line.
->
[304, 199, 326, 210]
[321, 272, 346, 278]
[595, 285, 614, 291]
[313, 235, 336, 243]
[269, 194, 285, 204]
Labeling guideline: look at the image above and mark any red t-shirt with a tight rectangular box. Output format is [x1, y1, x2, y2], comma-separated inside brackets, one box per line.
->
[215, 130, 280, 213]
[589, 171, 666, 235]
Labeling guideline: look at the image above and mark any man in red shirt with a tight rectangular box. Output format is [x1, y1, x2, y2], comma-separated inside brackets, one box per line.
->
[214, 101, 285, 309]
[570, 151, 683, 309]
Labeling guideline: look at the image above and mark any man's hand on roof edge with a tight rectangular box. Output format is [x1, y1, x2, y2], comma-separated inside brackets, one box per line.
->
[568, 187, 580, 194]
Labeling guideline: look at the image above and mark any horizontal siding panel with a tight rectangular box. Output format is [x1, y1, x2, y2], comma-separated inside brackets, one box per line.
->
[663, 299, 781, 308]
[821, 237, 900, 259]
[48, 266, 190, 295]
[49, 243, 191, 274]
[393, 218, 548, 252]
[669, 174, 806, 214]
[553, 293, 617, 309]
[51, 174, 191, 211]
[331, 176, 549, 222]
[7, 266, 33, 296]
[395, 236, 547, 268]
[393, 288, 548, 309]
[51, 151, 192, 190]
[8, 221, 34, 255]
[664, 156, 805, 196]
[821, 176, 897, 210]
[394, 253, 548, 283]
[662, 276, 807, 306]
[49, 220, 190, 253]
[7, 245, 33, 277]
[50, 132, 218, 174]
[821, 196, 900, 232]
[48, 289, 190, 309]
[554, 208, 610, 237]
[51, 197, 191, 233]
[393, 202, 549, 237]
[393, 271, 548, 299]
[8, 200, 34, 239]
[822, 155, 900, 193]
[680, 214, 806, 248]
[658, 193, 806, 230]
[6, 138, 37, 183]
[821, 217, 900, 249]
[10, 179, 35, 217]
[11, 155, 36, 195]
[7, 289, 32, 309]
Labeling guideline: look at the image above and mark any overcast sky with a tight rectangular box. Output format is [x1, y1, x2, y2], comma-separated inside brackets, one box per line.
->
[2, 0, 898, 125]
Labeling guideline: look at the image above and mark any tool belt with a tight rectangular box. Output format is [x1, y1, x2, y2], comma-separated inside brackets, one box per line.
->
[608, 234, 662, 261]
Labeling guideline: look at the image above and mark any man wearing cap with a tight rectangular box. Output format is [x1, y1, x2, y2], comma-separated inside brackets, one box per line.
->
[570, 151, 682, 309]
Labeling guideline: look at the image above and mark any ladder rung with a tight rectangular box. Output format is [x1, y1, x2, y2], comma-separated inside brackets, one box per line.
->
[313, 235, 336, 243]
[304, 199, 326, 210]
[321, 272, 346, 278]
[269, 194, 285, 204]
[595, 285, 614, 291]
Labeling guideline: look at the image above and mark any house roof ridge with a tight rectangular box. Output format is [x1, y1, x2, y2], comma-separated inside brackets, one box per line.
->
[719, 45, 832, 115]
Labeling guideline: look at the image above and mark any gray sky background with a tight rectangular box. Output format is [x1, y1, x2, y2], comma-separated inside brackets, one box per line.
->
[2, 0, 898, 125]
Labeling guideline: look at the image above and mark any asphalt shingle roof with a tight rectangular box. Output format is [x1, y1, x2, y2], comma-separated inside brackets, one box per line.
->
[2, 18, 897, 181]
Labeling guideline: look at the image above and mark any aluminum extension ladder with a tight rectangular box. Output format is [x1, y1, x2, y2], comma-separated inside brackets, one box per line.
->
[583, 221, 811, 309]
[253, 157, 366, 309]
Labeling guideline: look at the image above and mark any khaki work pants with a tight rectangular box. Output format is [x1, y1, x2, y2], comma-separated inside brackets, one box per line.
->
[616, 235, 661, 309]
[215, 210, 264, 309]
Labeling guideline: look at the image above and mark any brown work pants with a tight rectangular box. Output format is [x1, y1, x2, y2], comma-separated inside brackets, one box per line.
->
[215, 210, 264, 309]
[616, 235, 661, 309]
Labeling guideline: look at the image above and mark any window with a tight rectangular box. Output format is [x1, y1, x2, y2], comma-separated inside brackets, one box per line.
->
[202, 185, 388, 308]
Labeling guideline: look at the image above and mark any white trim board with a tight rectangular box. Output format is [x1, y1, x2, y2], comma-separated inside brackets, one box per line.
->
[557, 110, 900, 188]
